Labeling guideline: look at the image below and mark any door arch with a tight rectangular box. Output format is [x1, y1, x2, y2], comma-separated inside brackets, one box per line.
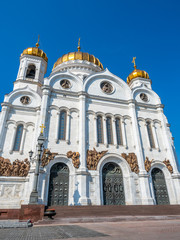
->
[151, 168, 170, 205]
[102, 162, 125, 205]
[48, 162, 69, 206]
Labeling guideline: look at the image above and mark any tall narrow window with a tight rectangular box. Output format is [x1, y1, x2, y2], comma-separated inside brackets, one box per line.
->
[59, 111, 67, 140]
[116, 118, 123, 145]
[13, 124, 23, 151]
[97, 116, 103, 143]
[106, 117, 113, 144]
[26, 64, 36, 79]
[147, 121, 155, 148]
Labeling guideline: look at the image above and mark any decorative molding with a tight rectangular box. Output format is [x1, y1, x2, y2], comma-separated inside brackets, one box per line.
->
[86, 148, 108, 170]
[41, 149, 58, 167]
[0, 157, 30, 177]
[144, 157, 153, 172]
[121, 153, 139, 174]
[163, 159, 173, 174]
[67, 151, 80, 169]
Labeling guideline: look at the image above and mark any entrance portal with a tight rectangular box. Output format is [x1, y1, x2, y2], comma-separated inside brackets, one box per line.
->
[151, 168, 170, 205]
[48, 162, 69, 206]
[102, 162, 125, 205]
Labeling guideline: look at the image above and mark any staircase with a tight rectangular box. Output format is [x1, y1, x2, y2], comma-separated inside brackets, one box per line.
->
[35, 205, 180, 225]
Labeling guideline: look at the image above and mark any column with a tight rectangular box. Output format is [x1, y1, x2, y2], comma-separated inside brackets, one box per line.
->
[55, 112, 60, 143]
[152, 123, 160, 151]
[144, 122, 152, 150]
[129, 102, 153, 205]
[9, 126, 17, 154]
[103, 116, 108, 147]
[77, 92, 90, 205]
[112, 117, 118, 147]
[0, 104, 10, 152]
[121, 118, 127, 149]
[66, 112, 70, 144]
[19, 127, 27, 154]
[39, 86, 51, 139]
[94, 116, 98, 146]
[157, 106, 178, 173]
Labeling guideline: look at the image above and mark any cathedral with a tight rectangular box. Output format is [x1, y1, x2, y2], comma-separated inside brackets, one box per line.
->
[0, 39, 180, 212]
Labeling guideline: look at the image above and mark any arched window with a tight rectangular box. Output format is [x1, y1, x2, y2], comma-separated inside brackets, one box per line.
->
[106, 117, 113, 144]
[26, 64, 36, 79]
[13, 124, 23, 151]
[59, 111, 67, 140]
[97, 116, 103, 144]
[115, 118, 123, 145]
[146, 121, 155, 148]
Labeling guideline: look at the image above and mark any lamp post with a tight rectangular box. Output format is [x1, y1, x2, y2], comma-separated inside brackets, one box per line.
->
[29, 128, 45, 204]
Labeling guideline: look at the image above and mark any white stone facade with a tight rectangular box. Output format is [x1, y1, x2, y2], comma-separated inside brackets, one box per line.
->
[0, 49, 180, 209]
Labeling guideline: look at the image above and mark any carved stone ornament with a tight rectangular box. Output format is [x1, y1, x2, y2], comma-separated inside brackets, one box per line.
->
[0, 157, 30, 177]
[67, 151, 80, 169]
[87, 148, 108, 170]
[121, 153, 139, 174]
[163, 159, 173, 174]
[144, 157, 153, 172]
[100, 81, 113, 94]
[20, 96, 30, 105]
[41, 149, 58, 167]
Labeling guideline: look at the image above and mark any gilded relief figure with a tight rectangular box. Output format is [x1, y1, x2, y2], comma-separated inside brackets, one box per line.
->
[163, 159, 173, 174]
[144, 157, 153, 172]
[86, 148, 108, 170]
[0, 157, 30, 177]
[121, 153, 139, 174]
[41, 149, 58, 167]
[67, 151, 80, 169]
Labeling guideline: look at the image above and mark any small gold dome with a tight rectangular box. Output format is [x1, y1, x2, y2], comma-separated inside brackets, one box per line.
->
[53, 51, 103, 70]
[21, 45, 48, 62]
[127, 68, 149, 84]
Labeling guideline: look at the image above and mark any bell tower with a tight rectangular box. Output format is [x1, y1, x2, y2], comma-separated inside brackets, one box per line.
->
[14, 37, 48, 92]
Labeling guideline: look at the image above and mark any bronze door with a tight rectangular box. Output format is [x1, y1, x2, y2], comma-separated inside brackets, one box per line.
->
[102, 162, 125, 205]
[48, 163, 69, 206]
[151, 168, 170, 205]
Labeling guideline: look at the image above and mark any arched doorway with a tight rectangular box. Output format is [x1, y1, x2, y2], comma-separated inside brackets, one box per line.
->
[151, 168, 170, 205]
[102, 162, 125, 205]
[48, 162, 69, 206]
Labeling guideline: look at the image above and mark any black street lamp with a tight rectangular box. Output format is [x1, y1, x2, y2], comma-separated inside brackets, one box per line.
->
[29, 132, 45, 204]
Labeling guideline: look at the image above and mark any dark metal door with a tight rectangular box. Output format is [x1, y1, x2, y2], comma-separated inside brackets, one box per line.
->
[48, 163, 69, 206]
[151, 168, 170, 205]
[102, 162, 125, 205]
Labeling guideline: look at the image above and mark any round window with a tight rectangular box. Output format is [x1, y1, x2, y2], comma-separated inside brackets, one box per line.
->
[60, 79, 71, 89]
[140, 93, 148, 102]
[20, 96, 31, 105]
[100, 81, 113, 94]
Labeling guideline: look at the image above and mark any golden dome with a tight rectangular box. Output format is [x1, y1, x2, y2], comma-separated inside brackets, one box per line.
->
[21, 42, 48, 62]
[53, 51, 103, 70]
[127, 57, 149, 84]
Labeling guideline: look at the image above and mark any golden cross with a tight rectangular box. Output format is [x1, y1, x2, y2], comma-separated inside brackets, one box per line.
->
[40, 124, 46, 134]
[77, 37, 81, 52]
[132, 57, 136, 69]
[36, 35, 40, 48]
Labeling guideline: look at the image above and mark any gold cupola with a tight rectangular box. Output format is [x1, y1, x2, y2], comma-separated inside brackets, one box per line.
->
[127, 57, 149, 84]
[21, 37, 48, 62]
[53, 38, 103, 70]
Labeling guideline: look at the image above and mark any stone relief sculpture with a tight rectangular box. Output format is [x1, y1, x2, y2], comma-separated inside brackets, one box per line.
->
[163, 159, 173, 174]
[67, 151, 80, 169]
[41, 149, 58, 167]
[121, 153, 139, 174]
[86, 148, 108, 170]
[144, 157, 153, 172]
[0, 157, 30, 177]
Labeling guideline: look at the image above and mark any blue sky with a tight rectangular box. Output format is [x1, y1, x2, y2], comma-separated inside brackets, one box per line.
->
[0, 0, 180, 162]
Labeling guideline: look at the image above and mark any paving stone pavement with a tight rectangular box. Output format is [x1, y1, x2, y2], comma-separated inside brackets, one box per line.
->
[0, 225, 107, 240]
[0, 220, 180, 240]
